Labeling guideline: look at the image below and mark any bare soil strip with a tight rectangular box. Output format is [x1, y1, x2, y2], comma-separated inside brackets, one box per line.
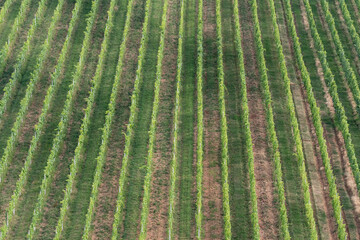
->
[202, 0, 224, 238]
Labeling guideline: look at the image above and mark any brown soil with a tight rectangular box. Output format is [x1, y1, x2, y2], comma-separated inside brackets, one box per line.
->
[300, 0, 360, 238]
[145, 0, 178, 238]
[240, 0, 279, 238]
[279, 0, 338, 238]
[202, 0, 224, 238]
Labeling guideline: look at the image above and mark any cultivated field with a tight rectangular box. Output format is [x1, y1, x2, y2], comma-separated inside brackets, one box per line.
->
[0, 0, 360, 239]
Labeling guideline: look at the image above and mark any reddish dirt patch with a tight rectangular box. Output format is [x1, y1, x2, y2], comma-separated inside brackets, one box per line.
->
[202, 0, 224, 238]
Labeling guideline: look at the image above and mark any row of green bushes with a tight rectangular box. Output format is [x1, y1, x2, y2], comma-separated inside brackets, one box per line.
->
[318, 0, 360, 115]
[0, 0, 47, 124]
[195, 0, 204, 238]
[0, 0, 65, 190]
[250, 0, 291, 238]
[283, 0, 347, 238]
[165, 0, 185, 238]
[0, 0, 15, 25]
[251, 0, 291, 238]
[268, 0, 318, 238]
[56, 0, 127, 238]
[25, 0, 101, 238]
[336, 0, 360, 60]
[138, 0, 169, 238]
[355, 0, 360, 17]
[302, 0, 360, 191]
[214, 0, 232, 238]
[110, 0, 152, 238]
[0, 0, 32, 75]
[232, 0, 260, 238]
[0, 0, 80, 238]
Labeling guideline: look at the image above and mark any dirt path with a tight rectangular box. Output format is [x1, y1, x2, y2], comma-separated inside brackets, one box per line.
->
[299, 0, 360, 238]
[201, 0, 224, 238]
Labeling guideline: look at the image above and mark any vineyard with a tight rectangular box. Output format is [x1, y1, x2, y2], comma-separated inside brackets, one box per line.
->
[1, 0, 360, 239]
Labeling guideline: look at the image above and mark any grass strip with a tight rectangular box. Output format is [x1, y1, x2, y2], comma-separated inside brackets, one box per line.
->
[267, 0, 318, 238]
[110, 0, 152, 237]
[24, 0, 101, 238]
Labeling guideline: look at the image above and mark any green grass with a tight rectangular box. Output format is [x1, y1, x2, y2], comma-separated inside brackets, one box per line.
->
[291, 0, 359, 237]
[326, 0, 360, 76]
[120, 0, 164, 238]
[176, 0, 196, 238]
[59, 0, 131, 238]
[2, 0, 101, 238]
[257, 0, 311, 238]
[309, 0, 360, 170]
[0, 0, 21, 47]
[223, 0, 251, 238]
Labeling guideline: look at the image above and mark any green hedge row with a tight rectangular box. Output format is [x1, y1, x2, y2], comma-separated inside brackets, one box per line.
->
[195, 0, 204, 238]
[0, 0, 81, 238]
[232, 0, 260, 238]
[167, 0, 185, 238]
[138, 0, 169, 238]
[57, 0, 130, 238]
[0, 0, 32, 75]
[215, 0, 232, 238]
[0, 0, 48, 124]
[302, 0, 360, 192]
[250, 0, 291, 238]
[25, 0, 101, 238]
[268, 0, 318, 238]
[336, 0, 360, 60]
[283, 0, 347, 238]
[0, 0, 65, 189]
[355, 0, 360, 17]
[163, 0, 185, 238]
[110, 0, 152, 238]
[318, 0, 360, 115]
[0, 0, 15, 25]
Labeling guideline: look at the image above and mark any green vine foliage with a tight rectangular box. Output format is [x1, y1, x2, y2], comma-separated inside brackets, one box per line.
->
[0, 0, 83, 238]
[250, 0, 291, 238]
[195, 0, 204, 238]
[302, 0, 360, 192]
[268, 0, 318, 238]
[110, 0, 152, 238]
[25, 0, 102, 238]
[79, 0, 135, 238]
[215, 0, 232, 238]
[283, 0, 347, 238]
